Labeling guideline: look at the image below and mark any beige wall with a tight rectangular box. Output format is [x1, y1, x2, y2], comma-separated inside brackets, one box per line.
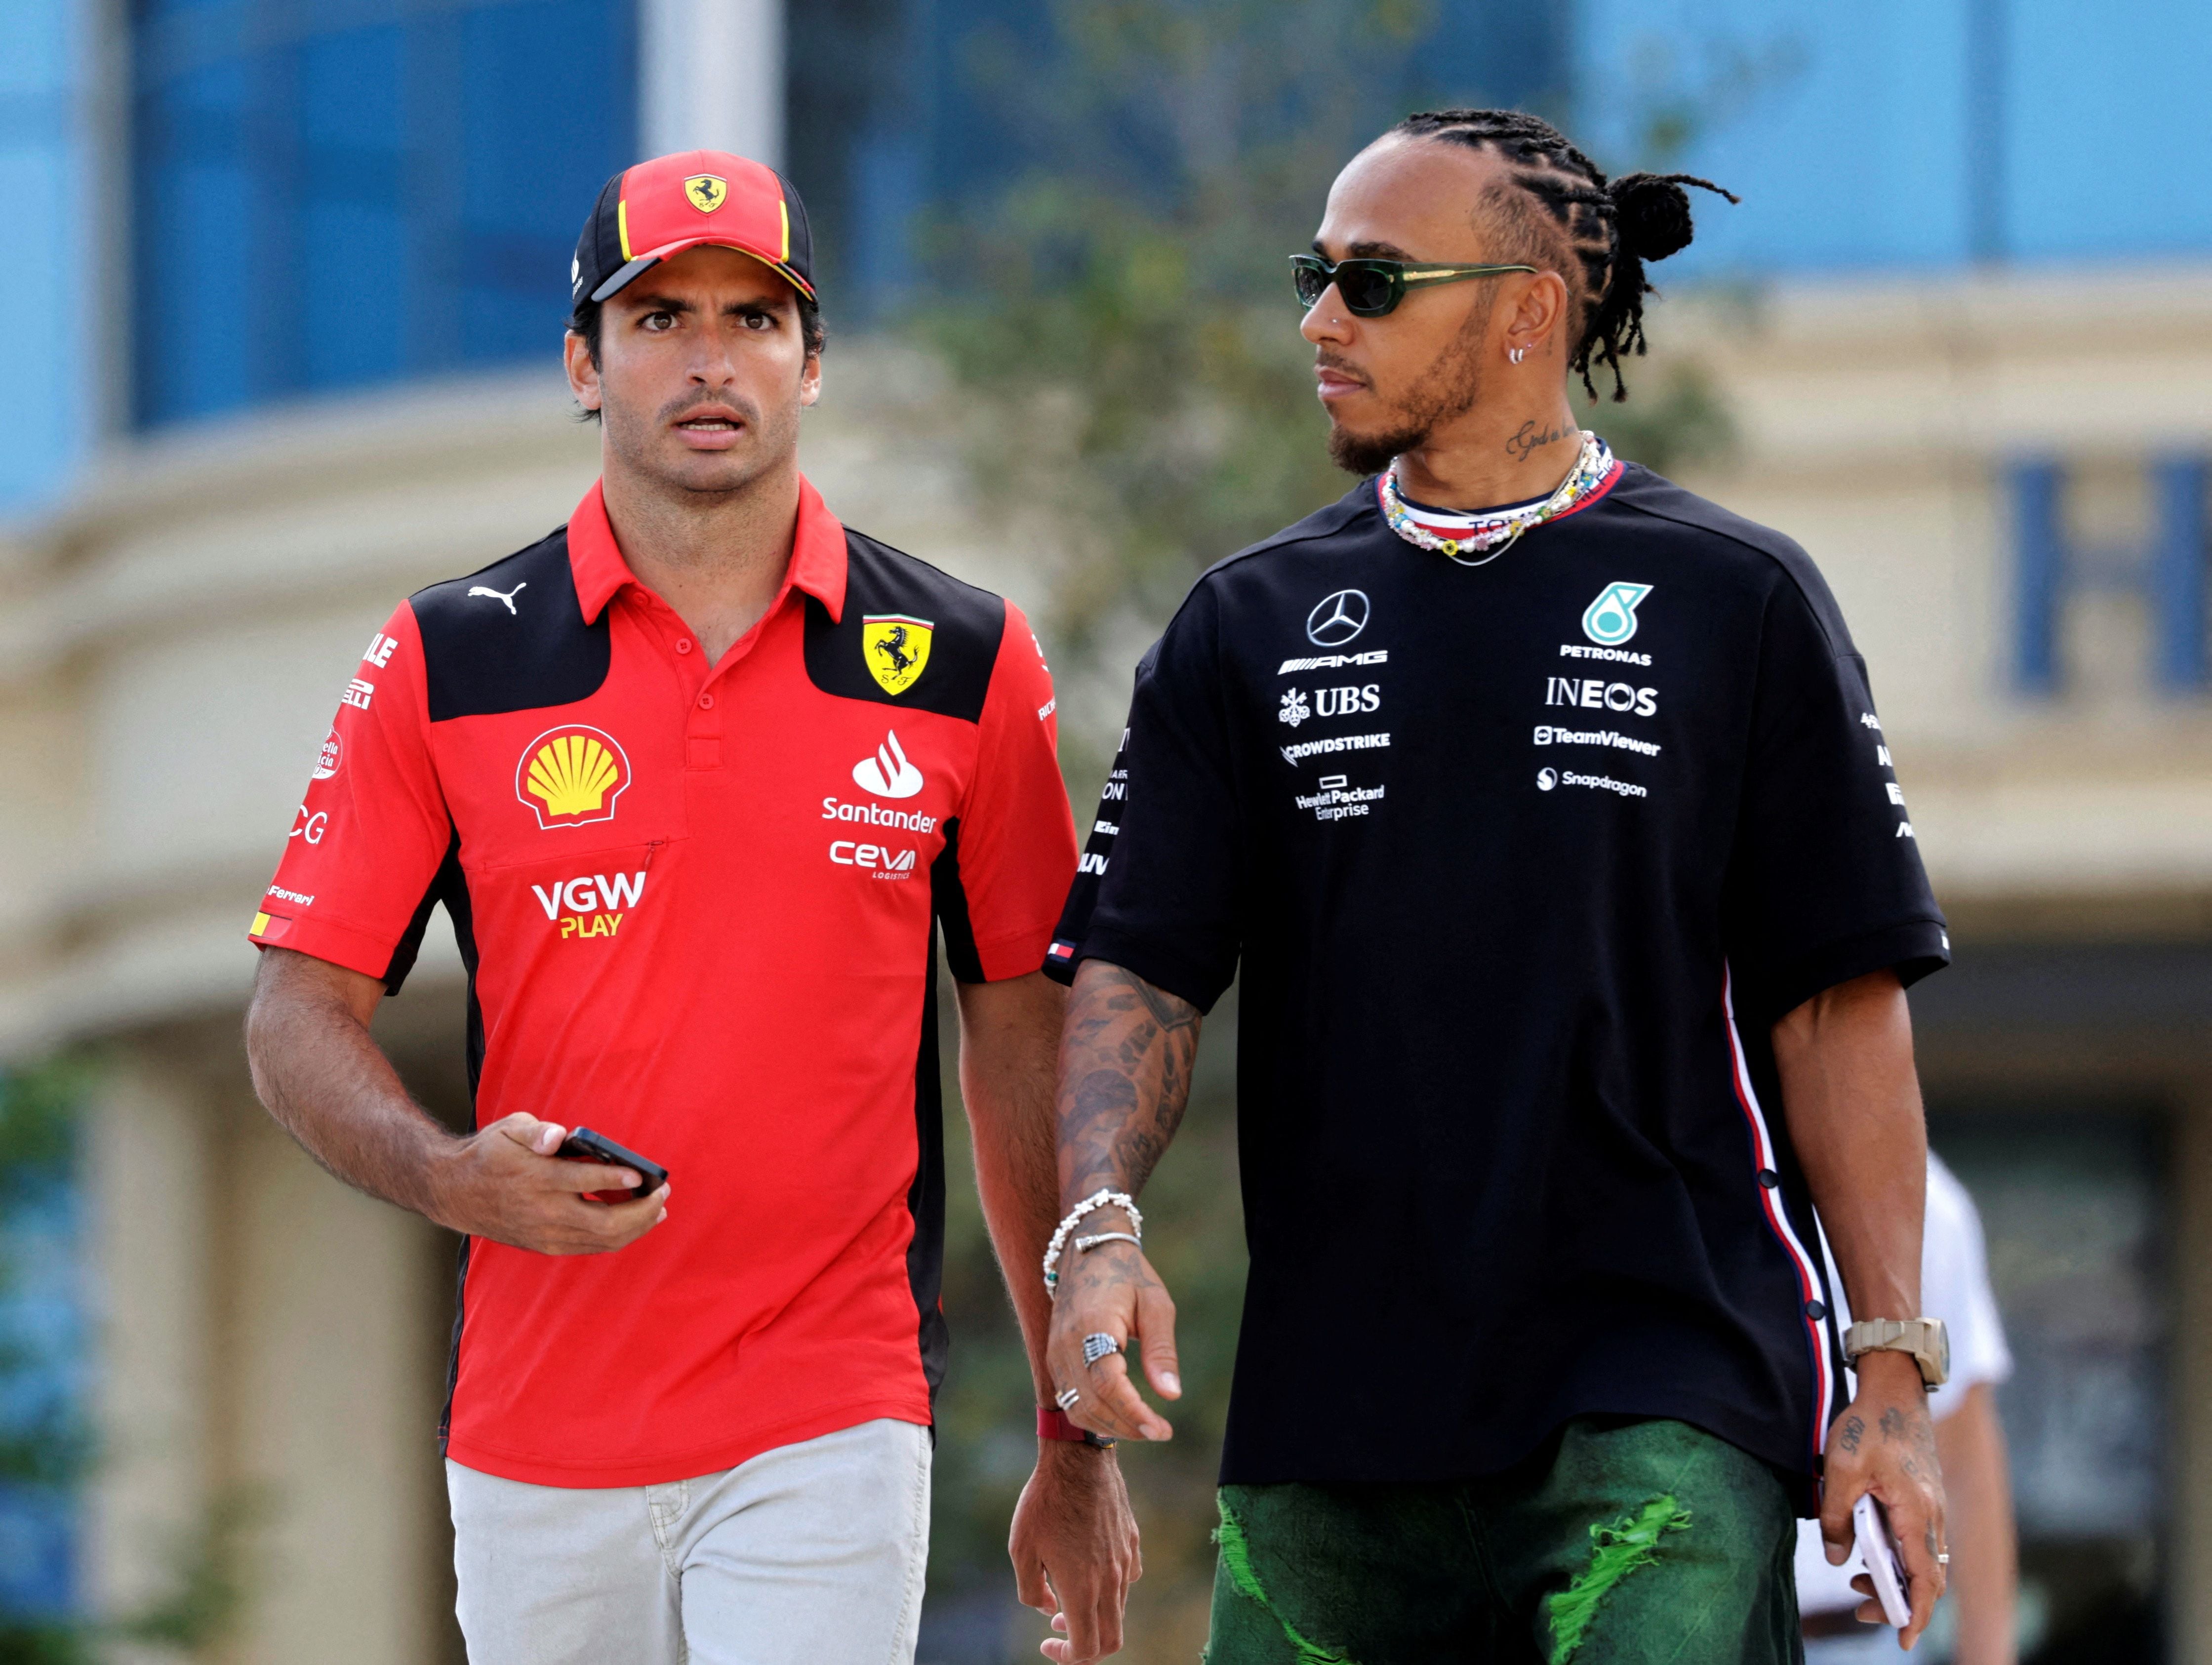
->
[80, 1025, 458, 1665]
[1668, 266, 2212, 924]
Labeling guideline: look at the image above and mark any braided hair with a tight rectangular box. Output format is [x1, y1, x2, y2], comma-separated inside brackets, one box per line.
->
[1390, 109, 1737, 402]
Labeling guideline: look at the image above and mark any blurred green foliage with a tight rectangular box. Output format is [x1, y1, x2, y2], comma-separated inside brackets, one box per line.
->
[0, 1061, 92, 1659]
[0, 1060, 253, 1661]
[908, 3, 1733, 1657]
[0, 1064, 93, 1491]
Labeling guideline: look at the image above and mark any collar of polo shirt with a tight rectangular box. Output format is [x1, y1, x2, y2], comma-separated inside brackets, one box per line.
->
[564, 477, 851, 627]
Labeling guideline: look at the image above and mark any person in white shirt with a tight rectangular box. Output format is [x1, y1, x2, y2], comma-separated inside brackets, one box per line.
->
[1799, 1152, 2018, 1662]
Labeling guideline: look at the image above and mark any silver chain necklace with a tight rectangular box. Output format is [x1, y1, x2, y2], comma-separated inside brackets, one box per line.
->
[1380, 432, 1615, 566]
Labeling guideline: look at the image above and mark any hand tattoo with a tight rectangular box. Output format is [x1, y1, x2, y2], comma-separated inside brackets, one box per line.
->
[1837, 1413, 1864, 1455]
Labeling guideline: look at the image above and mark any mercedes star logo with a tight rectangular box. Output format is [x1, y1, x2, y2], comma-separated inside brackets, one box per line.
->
[1305, 588, 1370, 647]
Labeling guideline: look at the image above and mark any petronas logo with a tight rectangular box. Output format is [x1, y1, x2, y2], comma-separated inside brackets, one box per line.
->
[1581, 581, 1653, 647]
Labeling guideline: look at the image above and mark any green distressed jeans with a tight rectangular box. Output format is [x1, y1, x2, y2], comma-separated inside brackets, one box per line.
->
[1205, 1418, 1802, 1665]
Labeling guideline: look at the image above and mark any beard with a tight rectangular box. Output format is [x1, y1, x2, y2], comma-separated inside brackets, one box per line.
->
[1325, 289, 1495, 477]
[604, 380, 802, 497]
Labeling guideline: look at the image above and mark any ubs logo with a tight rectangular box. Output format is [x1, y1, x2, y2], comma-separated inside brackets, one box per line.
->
[1306, 589, 1370, 647]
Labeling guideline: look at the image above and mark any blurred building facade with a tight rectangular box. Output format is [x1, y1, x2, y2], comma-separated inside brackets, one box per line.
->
[0, 2, 2208, 1662]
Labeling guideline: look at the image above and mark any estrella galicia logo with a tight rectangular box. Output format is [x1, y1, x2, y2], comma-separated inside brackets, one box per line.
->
[1306, 589, 1370, 647]
[1581, 581, 1653, 647]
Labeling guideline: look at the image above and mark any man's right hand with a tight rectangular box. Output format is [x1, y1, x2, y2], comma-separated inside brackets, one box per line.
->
[1046, 1237, 1181, 1443]
[1011, 1441, 1141, 1663]
[428, 1112, 669, 1254]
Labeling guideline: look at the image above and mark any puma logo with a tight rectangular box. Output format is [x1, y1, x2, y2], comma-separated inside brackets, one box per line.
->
[468, 583, 527, 614]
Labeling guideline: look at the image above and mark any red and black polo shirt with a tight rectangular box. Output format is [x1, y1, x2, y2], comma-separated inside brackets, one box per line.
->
[252, 478, 1076, 1488]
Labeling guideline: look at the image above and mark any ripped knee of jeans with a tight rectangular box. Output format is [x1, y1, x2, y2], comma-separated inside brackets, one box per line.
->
[1212, 1496, 1359, 1665]
[1545, 1493, 1694, 1664]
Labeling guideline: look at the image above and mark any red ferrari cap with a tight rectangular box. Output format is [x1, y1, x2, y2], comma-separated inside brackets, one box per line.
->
[572, 150, 816, 307]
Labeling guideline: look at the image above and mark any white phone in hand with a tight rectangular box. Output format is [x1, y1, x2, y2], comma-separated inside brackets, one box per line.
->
[1851, 1492, 1912, 1627]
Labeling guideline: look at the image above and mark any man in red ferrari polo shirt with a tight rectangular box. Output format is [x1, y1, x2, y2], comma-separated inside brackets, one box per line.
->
[243, 152, 1139, 1665]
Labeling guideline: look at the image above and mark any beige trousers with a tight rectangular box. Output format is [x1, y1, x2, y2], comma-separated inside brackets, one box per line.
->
[447, 1417, 931, 1665]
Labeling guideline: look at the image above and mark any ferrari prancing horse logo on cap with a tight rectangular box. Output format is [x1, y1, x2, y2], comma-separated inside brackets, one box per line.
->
[684, 174, 728, 213]
[863, 615, 934, 696]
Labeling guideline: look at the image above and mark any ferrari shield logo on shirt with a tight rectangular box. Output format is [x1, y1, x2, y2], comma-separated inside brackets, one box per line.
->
[1581, 582, 1653, 646]
[684, 174, 728, 212]
[517, 725, 633, 830]
[863, 615, 934, 695]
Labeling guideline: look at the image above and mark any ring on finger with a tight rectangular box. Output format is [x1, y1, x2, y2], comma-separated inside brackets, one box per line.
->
[1082, 1332, 1122, 1369]
[1054, 1385, 1081, 1411]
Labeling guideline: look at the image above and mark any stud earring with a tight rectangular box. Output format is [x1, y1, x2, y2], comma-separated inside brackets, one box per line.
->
[1508, 346, 1528, 365]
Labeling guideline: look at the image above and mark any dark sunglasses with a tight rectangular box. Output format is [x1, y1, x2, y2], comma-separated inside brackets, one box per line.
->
[1290, 253, 1537, 317]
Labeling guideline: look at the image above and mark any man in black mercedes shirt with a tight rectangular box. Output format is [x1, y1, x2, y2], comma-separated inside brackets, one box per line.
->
[1037, 110, 1955, 1664]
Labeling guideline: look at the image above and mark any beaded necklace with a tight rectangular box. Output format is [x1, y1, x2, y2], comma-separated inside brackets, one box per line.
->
[1380, 431, 1616, 566]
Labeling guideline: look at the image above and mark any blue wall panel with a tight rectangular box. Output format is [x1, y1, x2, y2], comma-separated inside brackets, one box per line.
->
[1571, 0, 2212, 274]
[133, 0, 637, 428]
[1573, 0, 1973, 273]
[2004, 0, 2212, 260]
[0, 0, 90, 514]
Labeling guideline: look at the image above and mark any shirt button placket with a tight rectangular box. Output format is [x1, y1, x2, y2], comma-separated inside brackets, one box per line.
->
[688, 686, 722, 770]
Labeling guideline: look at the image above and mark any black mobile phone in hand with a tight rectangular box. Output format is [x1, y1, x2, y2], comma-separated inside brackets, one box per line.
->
[557, 1127, 669, 1202]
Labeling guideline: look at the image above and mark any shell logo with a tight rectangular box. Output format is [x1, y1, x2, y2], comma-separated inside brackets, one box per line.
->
[516, 726, 632, 830]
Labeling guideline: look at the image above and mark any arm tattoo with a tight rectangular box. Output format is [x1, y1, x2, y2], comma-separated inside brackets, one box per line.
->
[1056, 962, 1203, 1205]
[1131, 976, 1202, 1035]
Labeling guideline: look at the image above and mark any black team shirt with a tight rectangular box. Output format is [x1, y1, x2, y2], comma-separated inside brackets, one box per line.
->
[1044, 463, 1948, 1501]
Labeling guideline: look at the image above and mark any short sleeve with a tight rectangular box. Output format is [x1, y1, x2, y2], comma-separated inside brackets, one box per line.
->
[1065, 585, 1243, 1012]
[1923, 1153, 2012, 1410]
[1042, 716, 1131, 984]
[1724, 575, 1949, 1026]
[931, 601, 1079, 982]
[248, 604, 454, 989]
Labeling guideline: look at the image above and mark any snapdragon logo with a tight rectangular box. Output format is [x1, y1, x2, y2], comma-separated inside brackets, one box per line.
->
[1538, 769, 1649, 799]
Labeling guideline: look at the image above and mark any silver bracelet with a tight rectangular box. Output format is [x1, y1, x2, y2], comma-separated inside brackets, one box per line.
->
[1042, 1189, 1144, 1293]
[1074, 1231, 1142, 1254]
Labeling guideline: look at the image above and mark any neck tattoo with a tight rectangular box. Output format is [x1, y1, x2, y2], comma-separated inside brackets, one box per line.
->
[1380, 431, 1615, 567]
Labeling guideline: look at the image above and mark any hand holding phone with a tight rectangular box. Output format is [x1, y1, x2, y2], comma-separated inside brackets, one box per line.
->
[558, 1127, 670, 1203]
[1851, 1492, 1912, 1628]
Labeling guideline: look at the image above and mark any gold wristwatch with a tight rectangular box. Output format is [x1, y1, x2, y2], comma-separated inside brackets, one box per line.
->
[1842, 1318, 1950, 1387]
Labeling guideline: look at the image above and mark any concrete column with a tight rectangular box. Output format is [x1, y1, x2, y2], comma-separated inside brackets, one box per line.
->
[220, 1092, 452, 1665]
[640, 0, 784, 165]
[2175, 1088, 2212, 1665]
[81, 1052, 216, 1653]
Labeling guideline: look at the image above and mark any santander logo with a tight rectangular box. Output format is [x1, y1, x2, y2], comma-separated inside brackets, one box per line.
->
[853, 731, 924, 800]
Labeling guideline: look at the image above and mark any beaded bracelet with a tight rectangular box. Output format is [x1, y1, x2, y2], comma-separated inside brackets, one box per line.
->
[1042, 1189, 1143, 1293]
